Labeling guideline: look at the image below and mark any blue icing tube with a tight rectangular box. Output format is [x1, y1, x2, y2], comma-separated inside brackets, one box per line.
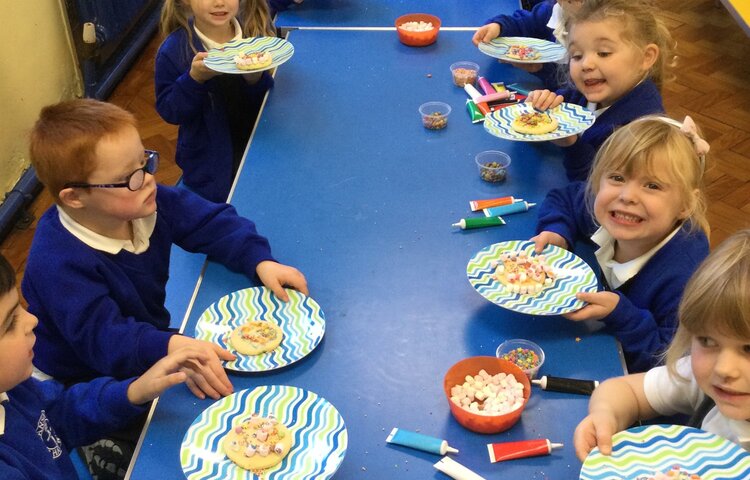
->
[386, 428, 458, 455]
[483, 201, 536, 217]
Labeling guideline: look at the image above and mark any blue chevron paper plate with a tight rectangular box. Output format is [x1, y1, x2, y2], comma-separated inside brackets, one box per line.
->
[478, 37, 566, 63]
[180, 385, 348, 480]
[194, 287, 325, 372]
[580, 424, 750, 480]
[467, 240, 597, 316]
[484, 102, 595, 142]
[204, 37, 294, 74]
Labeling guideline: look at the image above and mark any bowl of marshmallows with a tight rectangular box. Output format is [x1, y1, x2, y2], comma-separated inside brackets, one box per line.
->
[395, 13, 441, 47]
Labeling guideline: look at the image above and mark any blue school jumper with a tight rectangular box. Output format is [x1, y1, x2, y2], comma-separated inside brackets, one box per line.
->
[22, 185, 275, 382]
[485, 0, 563, 90]
[155, 22, 273, 202]
[0, 378, 144, 479]
[557, 79, 664, 182]
[536, 181, 709, 373]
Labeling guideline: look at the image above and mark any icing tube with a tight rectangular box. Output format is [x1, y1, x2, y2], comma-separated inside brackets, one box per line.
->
[483, 201, 536, 217]
[469, 196, 518, 211]
[491, 82, 506, 92]
[532, 376, 599, 395]
[433, 456, 486, 480]
[506, 83, 531, 95]
[466, 100, 485, 123]
[386, 428, 458, 455]
[463, 84, 490, 115]
[452, 216, 505, 230]
[486, 439, 563, 463]
[474, 91, 511, 104]
[477, 76, 495, 95]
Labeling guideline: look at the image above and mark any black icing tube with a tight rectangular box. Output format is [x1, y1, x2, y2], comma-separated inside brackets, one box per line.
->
[532, 375, 599, 395]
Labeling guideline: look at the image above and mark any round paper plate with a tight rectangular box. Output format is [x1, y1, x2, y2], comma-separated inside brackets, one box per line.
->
[180, 385, 348, 480]
[467, 240, 598, 316]
[580, 424, 750, 480]
[478, 37, 566, 63]
[204, 37, 294, 74]
[194, 287, 325, 372]
[484, 102, 595, 142]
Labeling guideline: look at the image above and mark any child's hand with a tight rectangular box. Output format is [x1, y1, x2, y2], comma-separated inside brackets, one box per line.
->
[551, 134, 578, 147]
[472, 23, 501, 46]
[526, 89, 564, 111]
[501, 61, 544, 73]
[189, 52, 220, 83]
[530, 231, 568, 254]
[573, 412, 618, 461]
[256, 260, 309, 302]
[126, 345, 212, 405]
[167, 335, 235, 400]
[563, 291, 620, 321]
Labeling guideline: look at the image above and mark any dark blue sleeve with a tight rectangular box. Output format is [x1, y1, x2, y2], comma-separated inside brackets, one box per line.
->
[154, 33, 210, 125]
[36, 378, 146, 449]
[485, 1, 555, 39]
[535, 181, 595, 247]
[159, 186, 275, 277]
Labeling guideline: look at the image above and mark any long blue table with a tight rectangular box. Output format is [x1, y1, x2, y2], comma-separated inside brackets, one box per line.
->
[129, 30, 624, 479]
[276, 0, 518, 28]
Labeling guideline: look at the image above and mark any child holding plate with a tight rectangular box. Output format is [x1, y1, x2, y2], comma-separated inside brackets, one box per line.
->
[526, 0, 675, 182]
[156, 0, 276, 202]
[573, 228, 750, 460]
[472, 0, 584, 90]
[532, 116, 710, 373]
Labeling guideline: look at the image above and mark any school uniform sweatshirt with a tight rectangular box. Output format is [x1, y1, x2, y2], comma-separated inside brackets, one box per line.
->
[0, 377, 144, 480]
[22, 185, 274, 382]
[484, 0, 564, 90]
[536, 181, 709, 373]
[155, 22, 273, 202]
[557, 79, 665, 182]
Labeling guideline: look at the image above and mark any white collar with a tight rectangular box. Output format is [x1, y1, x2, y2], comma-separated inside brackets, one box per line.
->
[57, 206, 156, 255]
[194, 17, 243, 51]
[592, 225, 680, 289]
[0, 392, 8, 436]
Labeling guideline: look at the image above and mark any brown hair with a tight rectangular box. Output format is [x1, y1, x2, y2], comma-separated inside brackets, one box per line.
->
[585, 115, 709, 237]
[160, 0, 275, 53]
[566, 0, 677, 88]
[29, 99, 137, 202]
[665, 229, 750, 379]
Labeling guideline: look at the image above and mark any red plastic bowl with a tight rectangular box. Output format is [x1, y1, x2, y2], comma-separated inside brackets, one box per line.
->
[443, 356, 531, 434]
[395, 13, 441, 47]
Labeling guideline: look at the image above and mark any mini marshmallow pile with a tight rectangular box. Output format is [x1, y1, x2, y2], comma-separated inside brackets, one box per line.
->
[492, 250, 556, 294]
[399, 21, 434, 32]
[450, 369, 525, 416]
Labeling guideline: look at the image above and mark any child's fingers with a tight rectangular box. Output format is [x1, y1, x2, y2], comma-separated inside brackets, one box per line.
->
[285, 273, 309, 296]
[186, 370, 222, 400]
[268, 280, 290, 302]
[471, 30, 483, 46]
[595, 427, 614, 456]
[183, 375, 205, 400]
[530, 234, 547, 254]
[210, 343, 236, 362]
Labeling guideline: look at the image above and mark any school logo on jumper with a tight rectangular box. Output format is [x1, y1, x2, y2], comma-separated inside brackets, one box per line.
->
[36, 410, 63, 459]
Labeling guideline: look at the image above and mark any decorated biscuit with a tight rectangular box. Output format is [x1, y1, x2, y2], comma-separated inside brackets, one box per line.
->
[223, 414, 293, 471]
[229, 320, 283, 355]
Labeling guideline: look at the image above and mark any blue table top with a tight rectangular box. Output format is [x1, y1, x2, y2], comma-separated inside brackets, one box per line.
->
[129, 30, 624, 480]
[276, 0, 518, 28]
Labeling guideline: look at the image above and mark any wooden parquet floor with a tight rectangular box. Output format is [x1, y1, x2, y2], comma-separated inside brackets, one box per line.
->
[2, 0, 749, 288]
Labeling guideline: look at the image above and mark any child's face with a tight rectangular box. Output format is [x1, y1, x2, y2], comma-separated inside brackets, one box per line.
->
[0, 289, 38, 393]
[73, 126, 158, 230]
[594, 162, 689, 259]
[188, 0, 240, 33]
[692, 330, 750, 421]
[567, 19, 658, 107]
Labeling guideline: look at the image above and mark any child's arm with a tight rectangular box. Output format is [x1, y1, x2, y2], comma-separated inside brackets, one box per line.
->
[155, 37, 212, 124]
[256, 260, 308, 302]
[472, 23, 501, 46]
[189, 52, 220, 84]
[563, 291, 621, 322]
[573, 373, 657, 461]
[476, 1, 557, 45]
[533, 181, 595, 253]
[166, 335, 235, 400]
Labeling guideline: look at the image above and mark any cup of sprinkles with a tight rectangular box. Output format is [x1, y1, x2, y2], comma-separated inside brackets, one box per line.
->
[496, 339, 544, 379]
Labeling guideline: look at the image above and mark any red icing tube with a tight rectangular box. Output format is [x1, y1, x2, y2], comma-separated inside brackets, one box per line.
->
[486, 439, 563, 463]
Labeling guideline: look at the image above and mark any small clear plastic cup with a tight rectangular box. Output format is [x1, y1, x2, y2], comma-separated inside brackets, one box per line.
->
[450, 61, 479, 87]
[496, 339, 545, 379]
[475, 151, 511, 183]
[419, 101, 451, 130]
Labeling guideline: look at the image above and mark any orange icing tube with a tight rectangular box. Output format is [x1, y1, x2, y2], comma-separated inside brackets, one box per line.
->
[469, 196, 519, 212]
[486, 439, 563, 463]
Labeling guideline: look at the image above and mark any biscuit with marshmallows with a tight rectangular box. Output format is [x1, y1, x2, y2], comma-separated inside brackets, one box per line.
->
[223, 414, 293, 471]
[492, 250, 556, 295]
[234, 51, 273, 70]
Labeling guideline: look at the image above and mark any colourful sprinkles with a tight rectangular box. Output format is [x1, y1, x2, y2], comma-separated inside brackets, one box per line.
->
[500, 347, 540, 371]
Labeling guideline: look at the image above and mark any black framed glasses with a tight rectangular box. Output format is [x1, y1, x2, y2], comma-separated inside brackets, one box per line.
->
[64, 150, 159, 192]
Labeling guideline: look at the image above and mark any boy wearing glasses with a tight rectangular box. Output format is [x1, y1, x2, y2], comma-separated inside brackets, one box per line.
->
[21, 99, 307, 401]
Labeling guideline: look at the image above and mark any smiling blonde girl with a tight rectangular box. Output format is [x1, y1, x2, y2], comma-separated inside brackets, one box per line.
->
[527, 0, 676, 182]
[532, 116, 710, 373]
[573, 229, 750, 460]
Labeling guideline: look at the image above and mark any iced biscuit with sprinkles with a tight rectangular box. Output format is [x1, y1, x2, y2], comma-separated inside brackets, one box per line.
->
[223, 414, 293, 471]
[492, 250, 556, 295]
[229, 320, 283, 355]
